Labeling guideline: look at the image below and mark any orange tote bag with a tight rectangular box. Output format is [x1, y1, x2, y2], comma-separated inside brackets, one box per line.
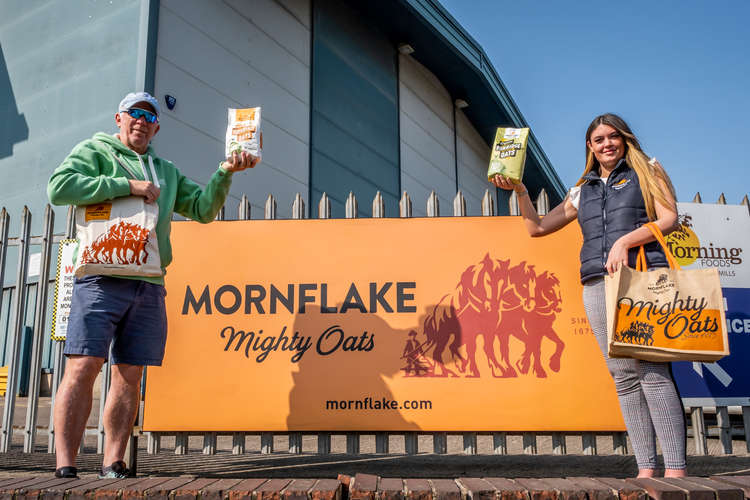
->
[605, 222, 729, 362]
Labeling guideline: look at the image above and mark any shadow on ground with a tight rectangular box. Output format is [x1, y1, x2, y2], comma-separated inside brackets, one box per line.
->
[1, 449, 749, 478]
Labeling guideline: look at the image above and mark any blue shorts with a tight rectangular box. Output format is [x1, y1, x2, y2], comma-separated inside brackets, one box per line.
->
[64, 275, 168, 366]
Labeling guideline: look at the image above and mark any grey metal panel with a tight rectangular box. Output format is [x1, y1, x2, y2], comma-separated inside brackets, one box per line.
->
[310, 153, 399, 218]
[153, 115, 306, 219]
[398, 55, 457, 215]
[275, 0, 311, 29]
[400, 143, 455, 204]
[163, 0, 310, 102]
[155, 6, 310, 141]
[151, 56, 308, 194]
[310, 0, 400, 219]
[399, 109, 453, 179]
[313, 113, 399, 196]
[399, 55, 454, 131]
[226, 0, 311, 61]
[0, 0, 140, 237]
[136, 0, 160, 93]
[456, 110, 493, 216]
[152, 0, 311, 214]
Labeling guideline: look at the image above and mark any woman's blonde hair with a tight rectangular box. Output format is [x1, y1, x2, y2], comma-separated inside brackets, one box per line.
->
[575, 113, 676, 221]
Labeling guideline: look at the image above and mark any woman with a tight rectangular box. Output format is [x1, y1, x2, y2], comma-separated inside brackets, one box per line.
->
[492, 113, 686, 477]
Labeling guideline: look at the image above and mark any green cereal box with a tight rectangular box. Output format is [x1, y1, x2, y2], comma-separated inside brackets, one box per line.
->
[487, 127, 529, 183]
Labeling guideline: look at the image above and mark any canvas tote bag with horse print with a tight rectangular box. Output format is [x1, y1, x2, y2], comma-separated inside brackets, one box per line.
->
[605, 222, 729, 362]
[74, 143, 163, 278]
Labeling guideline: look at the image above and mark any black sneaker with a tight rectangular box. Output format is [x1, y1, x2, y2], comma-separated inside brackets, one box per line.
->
[54, 466, 79, 479]
[98, 460, 130, 479]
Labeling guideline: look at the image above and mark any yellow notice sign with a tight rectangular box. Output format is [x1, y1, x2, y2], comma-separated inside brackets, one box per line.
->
[143, 217, 625, 432]
[84, 203, 112, 222]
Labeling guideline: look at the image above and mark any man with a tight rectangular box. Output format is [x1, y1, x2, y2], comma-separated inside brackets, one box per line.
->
[47, 92, 258, 479]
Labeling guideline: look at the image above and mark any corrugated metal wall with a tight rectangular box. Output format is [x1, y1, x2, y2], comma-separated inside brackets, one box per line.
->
[0, 0, 141, 238]
[310, 0, 400, 218]
[151, 0, 312, 220]
[399, 55, 495, 217]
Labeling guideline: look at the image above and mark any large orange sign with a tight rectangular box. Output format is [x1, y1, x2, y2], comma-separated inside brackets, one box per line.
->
[143, 217, 625, 432]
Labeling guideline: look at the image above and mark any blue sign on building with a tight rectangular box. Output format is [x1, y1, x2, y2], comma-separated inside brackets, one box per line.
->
[673, 287, 750, 406]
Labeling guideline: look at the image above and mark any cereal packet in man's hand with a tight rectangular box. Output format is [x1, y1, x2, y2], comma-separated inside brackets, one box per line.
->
[226, 107, 262, 160]
[487, 127, 529, 183]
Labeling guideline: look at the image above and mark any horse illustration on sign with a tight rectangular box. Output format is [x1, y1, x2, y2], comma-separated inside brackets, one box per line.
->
[401, 253, 565, 379]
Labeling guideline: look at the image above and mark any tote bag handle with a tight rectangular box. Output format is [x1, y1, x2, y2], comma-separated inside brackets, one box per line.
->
[635, 222, 681, 271]
[95, 140, 161, 188]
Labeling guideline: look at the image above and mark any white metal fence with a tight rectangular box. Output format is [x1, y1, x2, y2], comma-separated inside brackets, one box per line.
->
[1, 189, 749, 461]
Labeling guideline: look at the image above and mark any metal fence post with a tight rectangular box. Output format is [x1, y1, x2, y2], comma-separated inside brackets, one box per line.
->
[372, 191, 385, 218]
[375, 432, 389, 454]
[522, 433, 537, 455]
[1, 206, 31, 452]
[96, 359, 112, 453]
[23, 205, 54, 452]
[462, 432, 477, 455]
[288, 432, 302, 454]
[536, 188, 549, 215]
[292, 193, 305, 220]
[453, 191, 466, 216]
[203, 432, 217, 454]
[265, 194, 277, 220]
[717, 406, 732, 454]
[509, 190, 520, 215]
[399, 192, 412, 218]
[582, 433, 597, 455]
[433, 432, 447, 454]
[742, 406, 750, 453]
[552, 432, 566, 455]
[317, 432, 331, 454]
[346, 432, 359, 454]
[691, 406, 708, 455]
[238, 194, 251, 220]
[612, 432, 628, 455]
[0, 209, 9, 330]
[48, 205, 75, 453]
[231, 432, 244, 455]
[405, 432, 417, 455]
[426, 191, 439, 217]
[493, 432, 507, 454]
[318, 193, 331, 219]
[481, 189, 495, 216]
[345, 192, 358, 219]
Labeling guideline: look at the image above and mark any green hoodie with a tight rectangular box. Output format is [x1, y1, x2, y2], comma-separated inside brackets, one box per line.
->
[48, 132, 233, 285]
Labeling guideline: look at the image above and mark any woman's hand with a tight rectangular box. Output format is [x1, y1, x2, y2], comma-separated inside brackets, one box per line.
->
[222, 150, 260, 172]
[605, 238, 630, 276]
[491, 174, 526, 193]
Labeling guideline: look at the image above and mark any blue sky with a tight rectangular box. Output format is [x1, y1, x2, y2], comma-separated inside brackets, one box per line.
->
[440, 0, 749, 205]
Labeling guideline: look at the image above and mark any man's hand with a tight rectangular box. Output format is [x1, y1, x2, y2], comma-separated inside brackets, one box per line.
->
[129, 179, 160, 204]
[221, 150, 260, 172]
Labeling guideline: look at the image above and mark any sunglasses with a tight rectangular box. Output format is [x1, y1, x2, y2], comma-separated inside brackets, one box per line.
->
[124, 108, 159, 124]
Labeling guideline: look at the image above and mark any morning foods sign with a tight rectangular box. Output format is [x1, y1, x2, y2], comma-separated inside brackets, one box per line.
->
[668, 203, 750, 405]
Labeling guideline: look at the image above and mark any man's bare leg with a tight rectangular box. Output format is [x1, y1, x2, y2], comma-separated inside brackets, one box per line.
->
[54, 355, 105, 468]
[102, 363, 143, 467]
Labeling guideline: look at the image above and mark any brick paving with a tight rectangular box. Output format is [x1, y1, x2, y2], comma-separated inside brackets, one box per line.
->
[0, 473, 749, 500]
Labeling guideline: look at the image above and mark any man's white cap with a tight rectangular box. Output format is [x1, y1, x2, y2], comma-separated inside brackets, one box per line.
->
[118, 91, 160, 116]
